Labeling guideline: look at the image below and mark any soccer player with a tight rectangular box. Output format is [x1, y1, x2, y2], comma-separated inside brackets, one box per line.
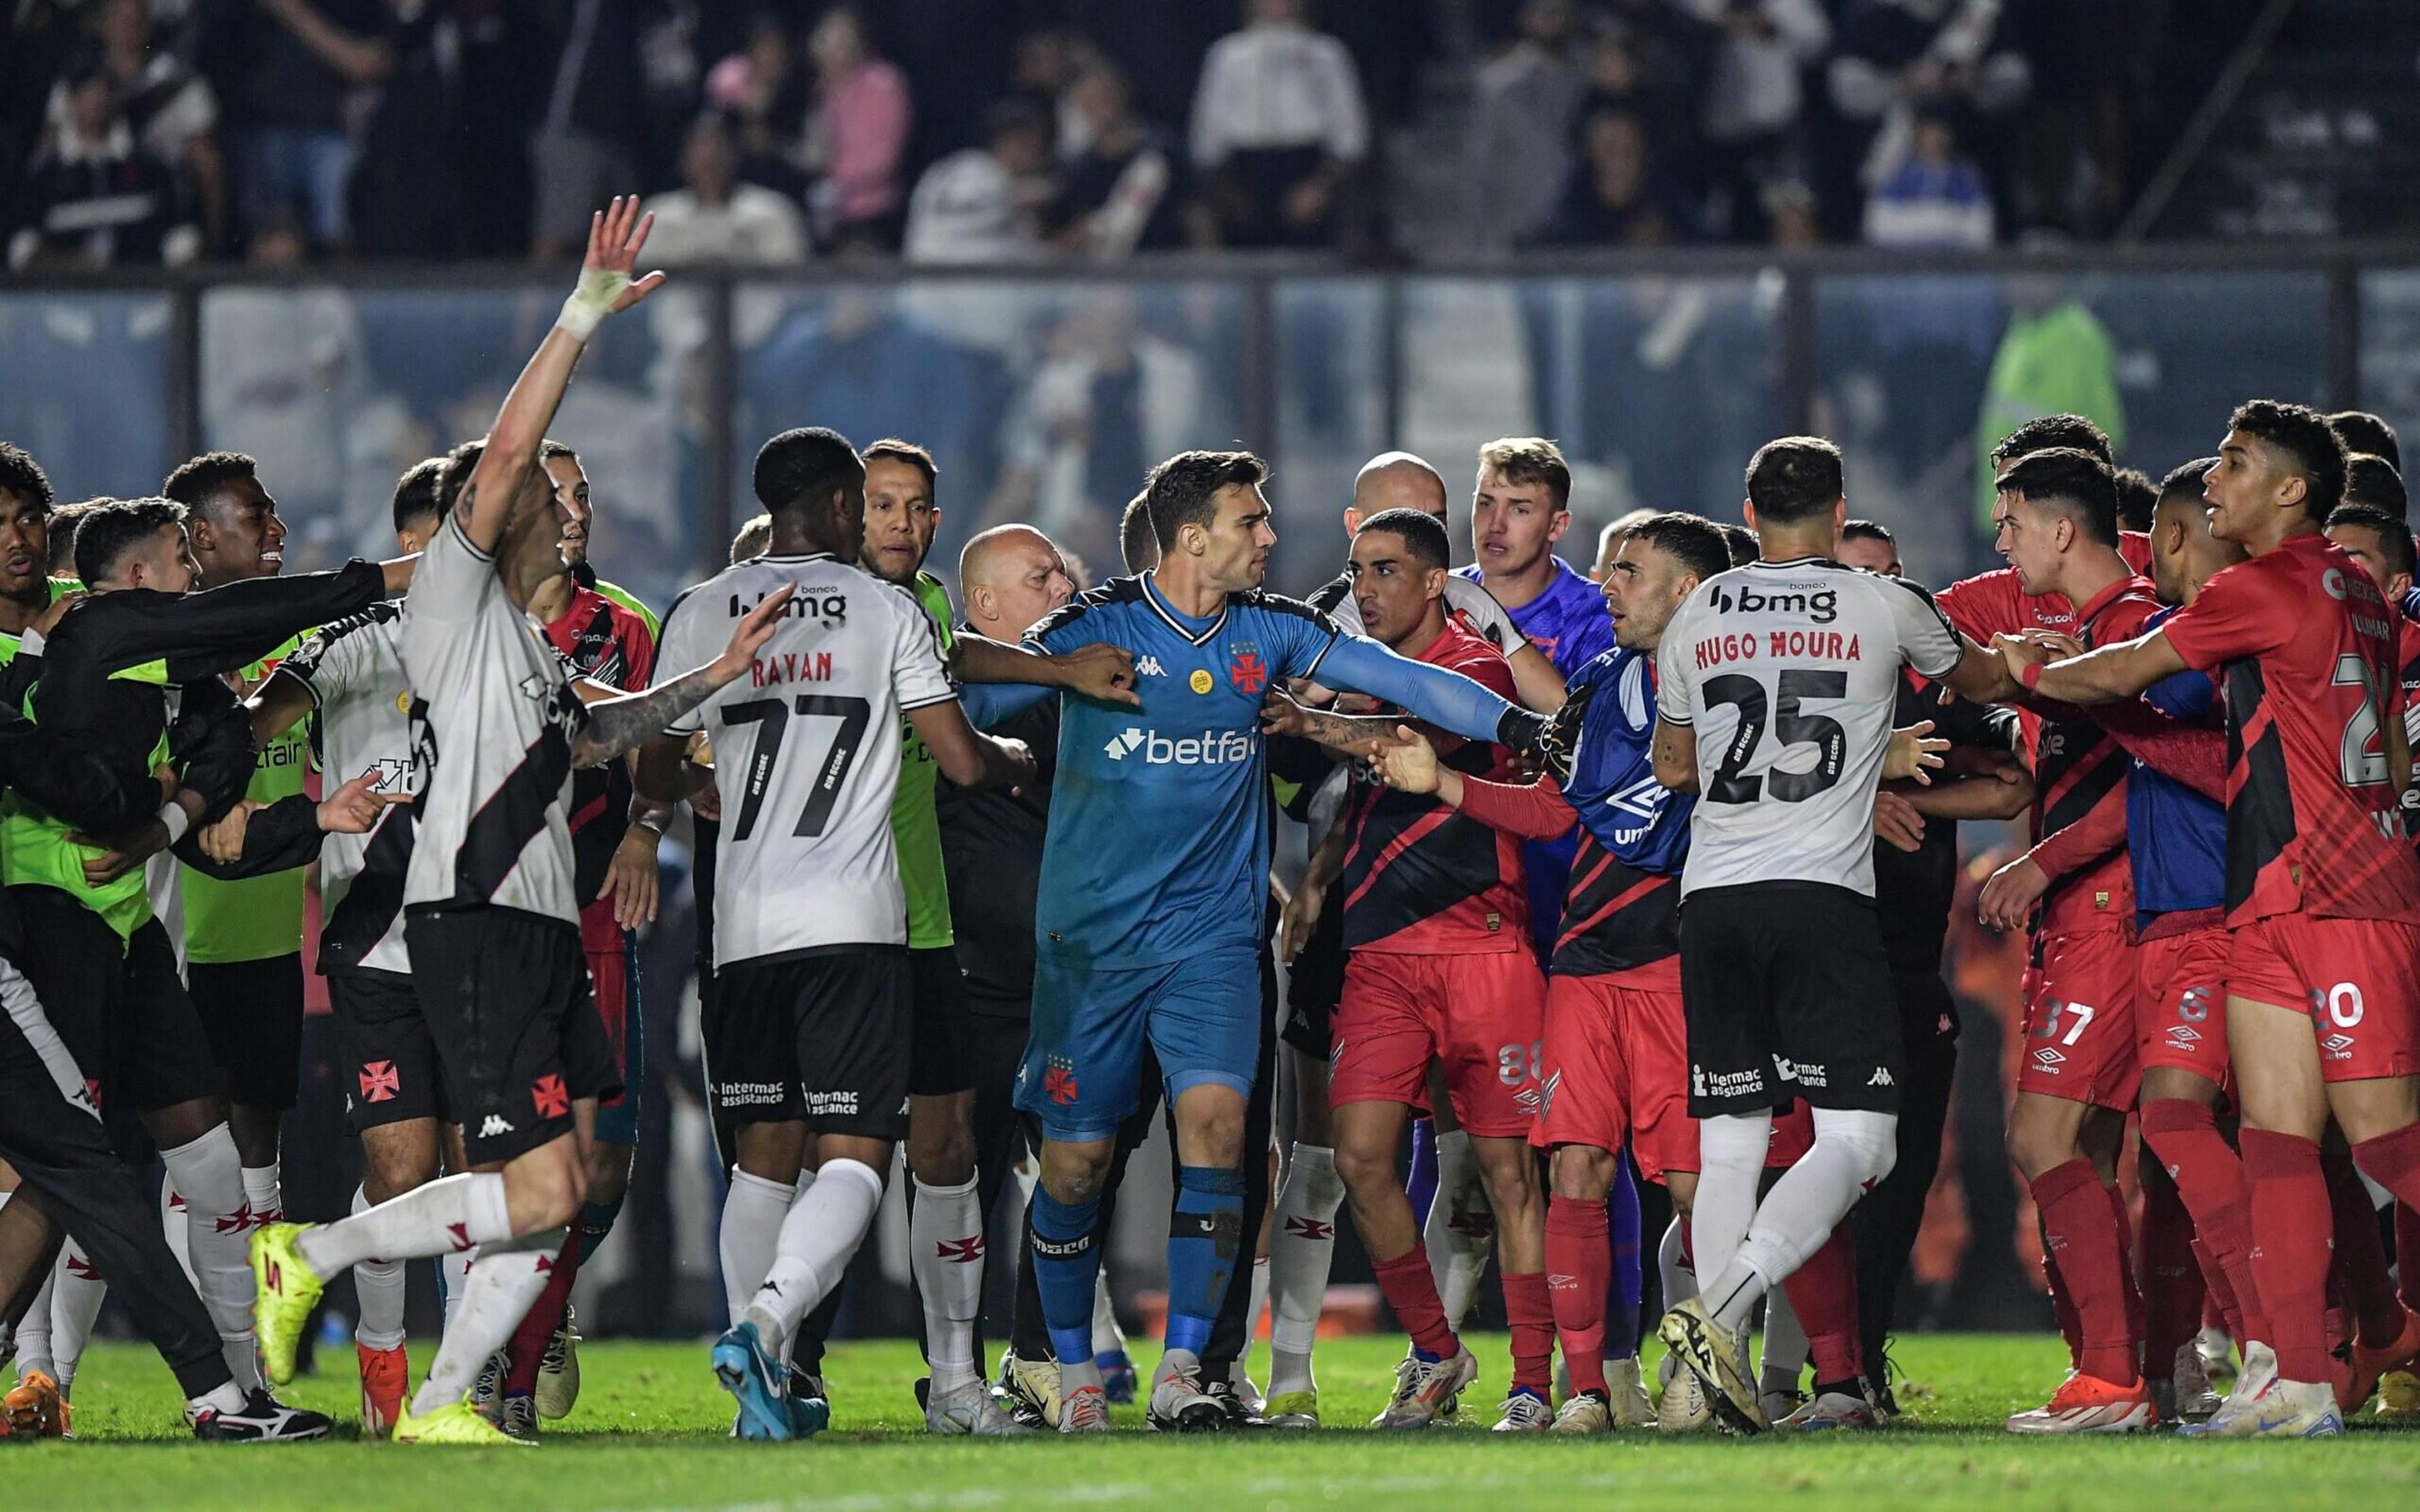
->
[1649, 435, 2011, 1435]
[2329, 410, 2402, 475]
[1276, 508, 1550, 1431]
[640, 427, 1035, 1441]
[248, 199, 796, 1445]
[1014, 450, 1556, 1432]
[2002, 400, 2420, 1436]
[1963, 449, 2167, 1433]
[2342, 454, 2409, 519]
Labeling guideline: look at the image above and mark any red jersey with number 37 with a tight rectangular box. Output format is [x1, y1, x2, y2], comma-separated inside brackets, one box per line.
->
[2160, 532, 2420, 925]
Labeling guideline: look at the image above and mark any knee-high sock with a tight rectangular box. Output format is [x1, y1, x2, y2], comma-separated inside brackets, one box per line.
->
[1502, 1268, 1553, 1397]
[350, 1186, 408, 1353]
[500, 1242, 580, 1396]
[2138, 1170, 2204, 1373]
[2141, 1099, 2267, 1344]
[243, 1161, 283, 1226]
[441, 1246, 474, 1332]
[2042, 1240, 2084, 1369]
[911, 1172, 987, 1390]
[1689, 1113, 1770, 1309]
[719, 1169, 794, 1328]
[1240, 1255, 1270, 1382]
[1658, 1214, 1697, 1309]
[50, 1239, 107, 1392]
[159, 1127, 263, 1390]
[1759, 1261, 1808, 1393]
[2323, 1142, 2404, 1348]
[1090, 1271, 1124, 1356]
[1165, 1166, 1245, 1359]
[1780, 1227, 1864, 1388]
[1028, 1186, 1104, 1389]
[297, 1170, 515, 1274]
[577, 1194, 623, 1264]
[1605, 1160, 1643, 1360]
[15, 1257, 55, 1380]
[1546, 1196, 1611, 1396]
[160, 1181, 198, 1290]
[740, 1159, 885, 1365]
[1373, 1246, 1458, 1359]
[2351, 1125, 2420, 1317]
[1700, 1109, 1897, 1335]
[1268, 1143, 1344, 1397]
[413, 1228, 564, 1416]
[1405, 1118, 1439, 1227]
[2104, 1179, 2145, 1361]
[2242, 1130, 2334, 1384]
[2029, 1158, 2136, 1385]
[1425, 1130, 1493, 1331]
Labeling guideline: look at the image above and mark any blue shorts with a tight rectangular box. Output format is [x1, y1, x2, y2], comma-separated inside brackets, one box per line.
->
[1017, 947, 1260, 1142]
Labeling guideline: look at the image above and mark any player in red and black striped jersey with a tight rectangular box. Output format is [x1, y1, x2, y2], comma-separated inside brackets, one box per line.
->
[2012, 401, 2420, 1437]
[1276, 508, 1552, 1431]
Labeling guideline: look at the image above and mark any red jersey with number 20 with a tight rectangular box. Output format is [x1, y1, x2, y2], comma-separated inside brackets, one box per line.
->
[2160, 532, 2420, 925]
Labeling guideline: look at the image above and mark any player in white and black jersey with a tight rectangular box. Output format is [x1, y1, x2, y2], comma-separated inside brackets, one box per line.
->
[1648, 437, 2020, 1433]
[637, 427, 1036, 1441]
[248, 200, 793, 1448]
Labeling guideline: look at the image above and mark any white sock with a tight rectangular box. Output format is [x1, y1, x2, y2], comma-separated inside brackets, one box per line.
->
[243, 1162, 283, 1225]
[161, 1181, 198, 1291]
[1268, 1143, 1344, 1397]
[1091, 1269, 1125, 1356]
[1013, 1155, 1039, 1206]
[1426, 1129, 1492, 1329]
[186, 1379, 250, 1419]
[49, 1240, 107, 1392]
[1237, 1255, 1270, 1385]
[911, 1172, 986, 1390]
[1688, 1112, 1771, 1302]
[159, 1126, 263, 1388]
[1659, 1215, 1698, 1309]
[350, 1186, 408, 1353]
[1702, 1108, 1897, 1334]
[441, 1247, 474, 1331]
[297, 1170, 514, 1276]
[1760, 1269, 1807, 1394]
[411, 1228, 565, 1415]
[16, 1260, 55, 1379]
[719, 1169, 795, 1327]
[741, 1159, 884, 1361]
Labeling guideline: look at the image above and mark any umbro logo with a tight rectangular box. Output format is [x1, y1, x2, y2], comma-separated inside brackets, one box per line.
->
[480, 1114, 516, 1138]
[1137, 656, 1167, 678]
[1606, 774, 1666, 820]
[2032, 1047, 2066, 1070]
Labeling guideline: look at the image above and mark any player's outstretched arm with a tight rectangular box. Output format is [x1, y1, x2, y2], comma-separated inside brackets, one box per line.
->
[952, 633, 1141, 709]
[247, 670, 317, 747]
[458, 197, 662, 555]
[1259, 689, 1407, 760]
[908, 699, 1036, 791]
[1312, 633, 1556, 760]
[1505, 642, 1567, 714]
[1997, 625, 2187, 707]
[570, 585, 792, 768]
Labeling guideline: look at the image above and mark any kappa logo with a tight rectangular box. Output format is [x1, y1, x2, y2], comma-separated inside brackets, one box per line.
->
[1868, 1067, 1894, 1087]
[359, 1060, 400, 1103]
[1137, 655, 1167, 678]
[480, 1114, 516, 1138]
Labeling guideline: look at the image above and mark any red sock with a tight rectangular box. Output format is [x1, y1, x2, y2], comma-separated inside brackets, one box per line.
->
[2241, 1130, 2335, 1383]
[2032, 1159, 2136, 1385]
[2141, 1099, 2267, 1346]
[2043, 1245, 2083, 1370]
[2400, 1203, 2420, 1314]
[2323, 1142, 2404, 1348]
[2352, 1125, 2420, 1317]
[2104, 1178, 2145, 1363]
[2138, 1169, 2204, 1373]
[1502, 1271, 1554, 1396]
[1545, 1198, 1610, 1396]
[1780, 1226, 1864, 1386]
[2191, 1236, 2249, 1347]
[500, 1242, 582, 1396]
[1374, 1246, 1459, 1360]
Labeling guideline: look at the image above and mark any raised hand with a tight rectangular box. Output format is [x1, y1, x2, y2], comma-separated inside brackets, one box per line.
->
[1368, 726, 1442, 795]
[713, 583, 795, 682]
[585, 195, 666, 312]
[1885, 720, 1949, 784]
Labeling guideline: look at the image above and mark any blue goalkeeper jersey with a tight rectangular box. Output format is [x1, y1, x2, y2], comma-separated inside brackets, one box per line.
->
[1562, 646, 1693, 874]
[2128, 604, 2227, 925]
[1028, 573, 1516, 969]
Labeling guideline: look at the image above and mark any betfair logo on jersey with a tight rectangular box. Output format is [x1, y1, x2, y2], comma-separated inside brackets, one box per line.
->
[1709, 581, 1839, 624]
[1103, 726, 1255, 765]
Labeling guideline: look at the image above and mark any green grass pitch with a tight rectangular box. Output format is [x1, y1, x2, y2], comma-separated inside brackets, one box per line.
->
[13, 1334, 2419, 1509]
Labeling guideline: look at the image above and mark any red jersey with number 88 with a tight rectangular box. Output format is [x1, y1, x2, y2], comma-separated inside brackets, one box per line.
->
[2159, 532, 2420, 925]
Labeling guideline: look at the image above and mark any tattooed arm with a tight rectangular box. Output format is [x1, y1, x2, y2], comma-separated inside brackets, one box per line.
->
[569, 587, 795, 768]
[1257, 688, 1412, 760]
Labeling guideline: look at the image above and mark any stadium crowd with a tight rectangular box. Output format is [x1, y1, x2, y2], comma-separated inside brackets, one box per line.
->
[3, 0, 2219, 268]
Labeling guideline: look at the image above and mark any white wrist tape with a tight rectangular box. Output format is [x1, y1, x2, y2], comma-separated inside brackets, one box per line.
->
[159, 802, 191, 846]
[554, 266, 630, 341]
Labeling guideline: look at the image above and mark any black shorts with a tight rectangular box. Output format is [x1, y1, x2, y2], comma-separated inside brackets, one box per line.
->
[405, 905, 621, 1166]
[187, 953, 306, 1110]
[706, 945, 911, 1142]
[328, 970, 449, 1133]
[8, 888, 221, 1143]
[910, 945, 972, 1098]
[1279, 879, 1347, 1060]
[1678, 881, 1902, 1119]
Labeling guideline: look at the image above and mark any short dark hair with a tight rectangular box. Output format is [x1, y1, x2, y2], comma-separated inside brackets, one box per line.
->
[1841, 517, 1894, 546]
[1995, 447, 2120, 547]
[435, 439, 484, 520]
[1625, 512, 1731, 583]
[2326, 503, 2417, 583]
[1144, 450, 1265, 553]
[2112, 467, 2158, 534]
[1355, 507, 1451, 573]
[76, 497, 185, 586]
[0, 442, 54, 515]
[861, 437, 938, 495]
[2230, 399, 2346, 522]
[1744, 436, 1844, 524]
[47, 498, 104, 575]
[2329, 410, 2402, 474]
[1719, 522, 1758, 566]
[391, 457, 446, 536]
[1119, 491, 1157, 573]
[1990, 414, 2114, 469]
[2344, 453, 2407, 518]
[753, 427, 864, 518]
[160, 450, 257, 517]
[2158, 456, 2218, 505]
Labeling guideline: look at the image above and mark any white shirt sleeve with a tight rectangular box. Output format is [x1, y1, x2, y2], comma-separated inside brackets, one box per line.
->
[657, 590, 719, 736]
[1881, 578, 1965, 679]
[1654, 594, 1699, 725]
[1441, 576, 1521, 653]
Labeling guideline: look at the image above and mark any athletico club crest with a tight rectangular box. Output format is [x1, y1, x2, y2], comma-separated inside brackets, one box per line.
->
[1044, 1055, 1080, 1106]
[1227, 641, 1267, 694]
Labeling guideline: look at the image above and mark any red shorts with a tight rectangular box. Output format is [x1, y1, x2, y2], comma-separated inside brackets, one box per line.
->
[1330, 949, 1546, 1138]
[2133, 924, 2232, 1086]
[582, 900, 632, 1110]
[1534, 967, 1811, 1183]
[2018, 929, 2139, 1109]
[2227, 914, 2420, 1083]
